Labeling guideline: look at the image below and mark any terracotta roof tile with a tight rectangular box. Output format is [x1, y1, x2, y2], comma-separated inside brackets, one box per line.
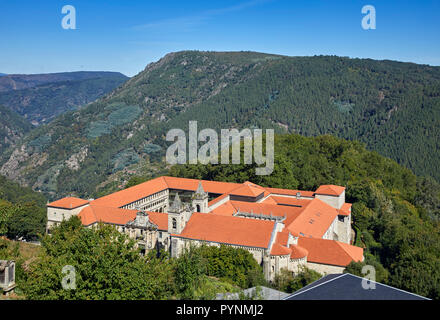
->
[266, 196, 312, 207]
[265, 187, 315, 198]
[148, 212, 168, 230]
[298, 237, 363, 266]
[315, 185, 345, 196]
[287, 199, 339, 238]
[208, 193, 229, 207]
[78, 205, 137, 226]
[338, 203, 352, 216]
[270, 243, 291, 256]
[210, 201, 237, 216]
[163, 176, 242, 194]
[274, 230, 290, 247]
[229, 184, 265, 198]
[47, 197, 89, 209]
[289, 244, 309, 259]
[175, 213, 275, 248]
[90, 176, 169, 208]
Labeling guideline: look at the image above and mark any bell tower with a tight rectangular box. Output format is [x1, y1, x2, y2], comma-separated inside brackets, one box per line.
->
[168, 193, 186, 234]
[192, 181, 209, 213]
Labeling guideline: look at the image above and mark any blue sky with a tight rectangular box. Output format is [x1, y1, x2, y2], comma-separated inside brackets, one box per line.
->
[1, 0, 439, 76]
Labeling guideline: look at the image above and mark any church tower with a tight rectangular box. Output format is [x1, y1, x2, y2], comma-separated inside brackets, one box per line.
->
[168, 193, 186, 234]
[192, 181, 209, 213]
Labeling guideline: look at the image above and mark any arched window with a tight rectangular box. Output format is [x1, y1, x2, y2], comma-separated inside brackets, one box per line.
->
[172, 218, 177, 229]
[196, 204, 201, 212]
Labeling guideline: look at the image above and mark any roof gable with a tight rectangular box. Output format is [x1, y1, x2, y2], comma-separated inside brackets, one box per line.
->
[47, 197, 89, 209]
[298, 237, 363, 266]
[315, 185, 345, 196]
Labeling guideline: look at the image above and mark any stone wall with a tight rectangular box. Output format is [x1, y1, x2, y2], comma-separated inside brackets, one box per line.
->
[306, 262, 345, 275]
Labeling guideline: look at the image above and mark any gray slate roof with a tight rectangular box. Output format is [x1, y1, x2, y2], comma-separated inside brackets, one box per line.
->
[284, 273, 430, 300]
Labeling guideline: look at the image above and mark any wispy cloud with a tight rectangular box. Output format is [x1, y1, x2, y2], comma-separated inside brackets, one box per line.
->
[132, 0, 272, 31]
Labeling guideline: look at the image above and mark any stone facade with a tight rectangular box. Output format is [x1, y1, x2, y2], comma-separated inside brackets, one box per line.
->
[46, 203, 89, 233]
[306, 262, 345, 275]
[0, 260, 16, 295]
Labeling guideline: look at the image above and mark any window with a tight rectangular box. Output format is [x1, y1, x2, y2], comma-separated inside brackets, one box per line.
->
[172, 218, 177, 229]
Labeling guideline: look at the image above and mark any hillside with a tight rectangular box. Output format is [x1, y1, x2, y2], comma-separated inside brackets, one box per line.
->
[0, 51, 439, 199]
[0, 104, 32, 151]
[0, 71, 127, 92]
[0, 72, 128, 125]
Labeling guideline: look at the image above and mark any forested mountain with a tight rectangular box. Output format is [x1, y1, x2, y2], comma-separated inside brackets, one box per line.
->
[0, 104, 32, 150]
[0, 51, 439, 199]
[0, 72, 128, 125]
[0, 71, 127, 92]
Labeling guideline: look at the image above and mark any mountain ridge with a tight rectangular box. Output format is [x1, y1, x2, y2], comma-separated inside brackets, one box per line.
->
[0, 50, 438, 199]
[0, 73, 129, 125]
[0, 71, 127, 92]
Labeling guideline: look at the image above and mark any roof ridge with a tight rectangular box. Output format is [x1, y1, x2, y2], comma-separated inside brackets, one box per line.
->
[335, 241, 362, 261]
[283, 274, 348, 299]
[343, 273, 431, 300]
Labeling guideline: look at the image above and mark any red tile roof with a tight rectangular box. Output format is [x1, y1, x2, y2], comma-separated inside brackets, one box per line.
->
[163, 176, 242, 194]
[209, 200, 237, 216]
[338, 203, 352, 216]
[287, 198, 339, 238]
[148, 212, 168, 230]
[78, 205, 137, 226]
[289, 244, 309, 259]
[90, 176, 169, 208]
[315, 185, 345, 196]
[78, 205, 169, 230]
[219, 200, 304, 226]
[265, 187, 315, 198]
[175, 213, 276, 248]
[298, 237, 363, 266]
[274, 230, 290, 247]
[47, 197, 89, 209]
[208, 193, 229, 207]
[210, 198, 339, 240]
[90, 176, 244, 208]
[228, 184, 265, 198]
[266, 196, 312, 207]
[271, 243, 291, 256]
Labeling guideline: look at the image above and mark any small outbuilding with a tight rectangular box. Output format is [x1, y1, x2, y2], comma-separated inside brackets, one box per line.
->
[0, 260, 16, 296]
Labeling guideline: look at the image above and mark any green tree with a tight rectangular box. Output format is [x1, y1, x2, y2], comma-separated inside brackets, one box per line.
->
[273, 267, 322, 293]
[0, 200, 16, 235]
[173, 245, 206, 299]
[23, 216, 175, 300]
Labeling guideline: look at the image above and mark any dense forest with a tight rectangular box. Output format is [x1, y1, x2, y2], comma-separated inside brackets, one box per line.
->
[1, 51, 439, 200]
[0, 104, 32, 151]
[0, 174, 47, 241]
[169, 133, 440, 299]
[0, 73, 128, 125]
